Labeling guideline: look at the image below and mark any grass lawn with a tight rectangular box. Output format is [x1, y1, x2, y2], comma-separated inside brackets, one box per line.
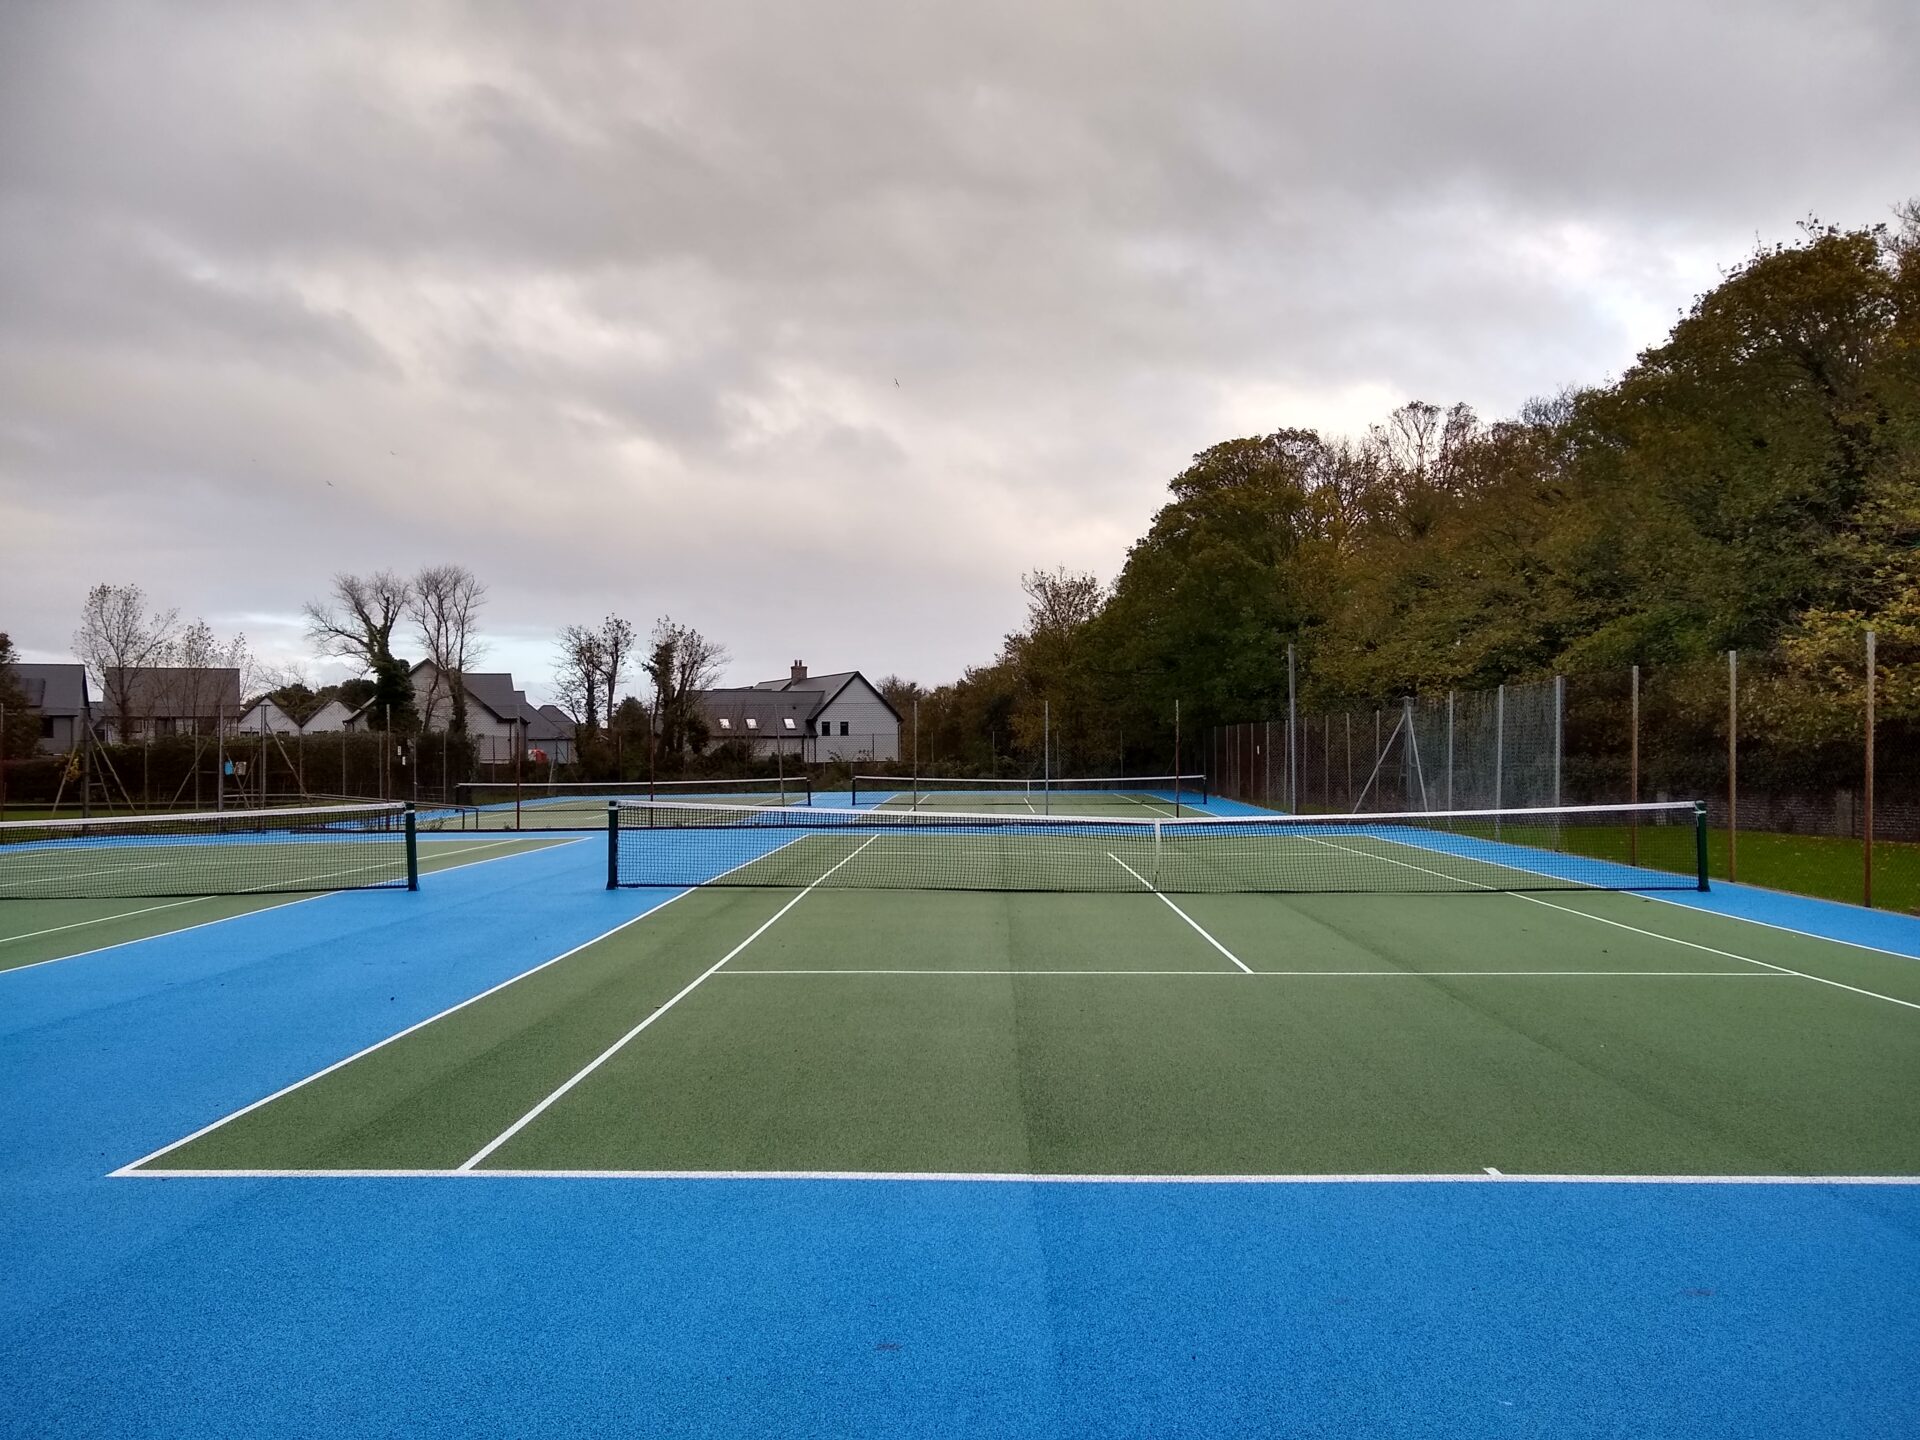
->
[1551, 823, 1918, 914]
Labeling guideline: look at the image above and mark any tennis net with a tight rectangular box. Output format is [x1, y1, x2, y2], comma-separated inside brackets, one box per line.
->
[0, 803, 418, 900]
[452, 776, 811, 829]
[849, 774, 1209, 812]
[609, 798, 1707, 894]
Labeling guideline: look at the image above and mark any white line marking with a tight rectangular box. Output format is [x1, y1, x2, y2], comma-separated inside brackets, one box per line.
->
[1633, 889, 1920, 964]
[0, 896, 212, 946]
[117, 1168, 1920, 1185]
[1302, 835, 1920, 1014]
[111, 892, 698, 1174]
[2, 894, 333, 978]
[1484, 1166, 1502, 1176]
[457, 835, 883, 1172]
[717, 969, 1785, 978]
[1108, 853, 1253, 973]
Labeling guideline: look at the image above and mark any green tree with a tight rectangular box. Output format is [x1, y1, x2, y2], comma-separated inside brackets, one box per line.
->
[0, 632, 41, 759]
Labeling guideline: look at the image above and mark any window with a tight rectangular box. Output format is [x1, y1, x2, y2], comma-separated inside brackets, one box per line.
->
[839, 721, 849, 736]
[40, 717, 56, 739]
[783, 717, 797, 731]
[746, 717, 759, 730]
[718, 717, 732, 730]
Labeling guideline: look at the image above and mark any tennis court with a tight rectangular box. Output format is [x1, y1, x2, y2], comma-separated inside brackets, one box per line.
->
[5, 783, 1918, 1438]
[114, 796, 1919, 1179]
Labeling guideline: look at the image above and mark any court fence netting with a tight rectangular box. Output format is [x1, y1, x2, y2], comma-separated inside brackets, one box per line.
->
[0, 802, 418, 900]
[607, 797, 1708, 895]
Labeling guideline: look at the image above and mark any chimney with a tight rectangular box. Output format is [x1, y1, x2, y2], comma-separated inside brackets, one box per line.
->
[790, 660, 807, 684]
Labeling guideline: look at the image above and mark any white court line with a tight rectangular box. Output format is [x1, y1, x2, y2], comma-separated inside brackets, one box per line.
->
[717, 969, 1786, 978]
[113, 893, 698, 1175]
[1108, 853, 1252, 973]
[0, 896, 211, 946]
[112, 1167, 1920, 1185]
[10, 837, 580, 981]
[1303, 835, 1920, 1014]
[457, 834, 883, 1171]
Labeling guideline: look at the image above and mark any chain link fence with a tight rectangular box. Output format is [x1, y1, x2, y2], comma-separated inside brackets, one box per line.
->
[1212, 635, 1917, 912]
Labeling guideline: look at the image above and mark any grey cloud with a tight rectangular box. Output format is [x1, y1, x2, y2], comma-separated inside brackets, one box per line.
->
[2, 0, 1915, 692]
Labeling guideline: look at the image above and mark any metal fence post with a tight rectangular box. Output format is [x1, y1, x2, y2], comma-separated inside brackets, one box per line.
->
[1865, 629, 1876, 908]
[1727, 650, 1738, 884]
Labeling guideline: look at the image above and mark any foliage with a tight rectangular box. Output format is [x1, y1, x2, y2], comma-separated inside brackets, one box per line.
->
[919, 211, 1920, 774]
[0, 632, 41, 760]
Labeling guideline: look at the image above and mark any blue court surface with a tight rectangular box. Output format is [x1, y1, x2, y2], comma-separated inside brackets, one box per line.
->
[3, 830, 1918, 1437]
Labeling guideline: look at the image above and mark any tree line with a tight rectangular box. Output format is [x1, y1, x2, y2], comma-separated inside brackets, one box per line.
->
[884, 209, 1920, 775]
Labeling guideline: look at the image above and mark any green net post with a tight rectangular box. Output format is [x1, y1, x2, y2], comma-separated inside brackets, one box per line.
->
[405, 803, 419, 891]
[1694, 801, 1710, 892]
[606, 802, 619, 889]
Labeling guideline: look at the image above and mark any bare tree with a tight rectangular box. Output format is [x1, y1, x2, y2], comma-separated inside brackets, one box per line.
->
[73, 583, 179, 738]
[596, 616, 637, 732]
[159, 620, 253, 735]
[304, 571, 415, 727]
[647, 617, 728, 755]
[409, 565, 488, 735]
[554, 624, 606, 733]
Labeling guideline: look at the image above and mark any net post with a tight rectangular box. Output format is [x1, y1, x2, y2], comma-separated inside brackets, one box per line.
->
[606, 801, 619, 889]
[1694, 801, 1709, 892]
[404, 803, 419, 891]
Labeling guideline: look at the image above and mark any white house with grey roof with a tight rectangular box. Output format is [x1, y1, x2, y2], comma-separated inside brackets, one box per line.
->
[701, 662, 901, 761]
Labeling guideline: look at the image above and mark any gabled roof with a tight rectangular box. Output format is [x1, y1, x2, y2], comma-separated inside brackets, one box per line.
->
[746, 669, 903, 722]
[117, 667, 242, 718]
[699, 688, 825, 735]
[13, 663, 89, 717]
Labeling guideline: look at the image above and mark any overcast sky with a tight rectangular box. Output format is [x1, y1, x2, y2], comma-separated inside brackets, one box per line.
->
[2, 1, 1915, 702]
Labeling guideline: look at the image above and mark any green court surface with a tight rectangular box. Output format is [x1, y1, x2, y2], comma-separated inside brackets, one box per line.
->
[0, 836, 568, 972]
[126, 879, 1920, 1178]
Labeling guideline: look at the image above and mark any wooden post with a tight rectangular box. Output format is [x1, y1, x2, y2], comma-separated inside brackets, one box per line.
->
[1865, 629, 1876, 908]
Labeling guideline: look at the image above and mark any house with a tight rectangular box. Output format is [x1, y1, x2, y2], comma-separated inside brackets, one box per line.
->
[234, 697, 303, 737]
[98, 667, 243, 742]
[299, 699, 354, 734]
[701, 662, 901, 761]
[11, 663, 91, 755]
[344, 662, 574, 765]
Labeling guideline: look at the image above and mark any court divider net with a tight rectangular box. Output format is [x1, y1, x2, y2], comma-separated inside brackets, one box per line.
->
[0, 802, 418, 899]
[609, 798, 1709, 894]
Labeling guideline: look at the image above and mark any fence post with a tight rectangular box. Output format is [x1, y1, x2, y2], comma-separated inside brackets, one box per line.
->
[1445, 690, 1454, 812]
[1727, 650, 1738, 884]
[1865, 628, 1876, 908]
[1629, 664, 1640, 866]
[1494, 684, 1505, 838]
[1286, 643, 1297, 812]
